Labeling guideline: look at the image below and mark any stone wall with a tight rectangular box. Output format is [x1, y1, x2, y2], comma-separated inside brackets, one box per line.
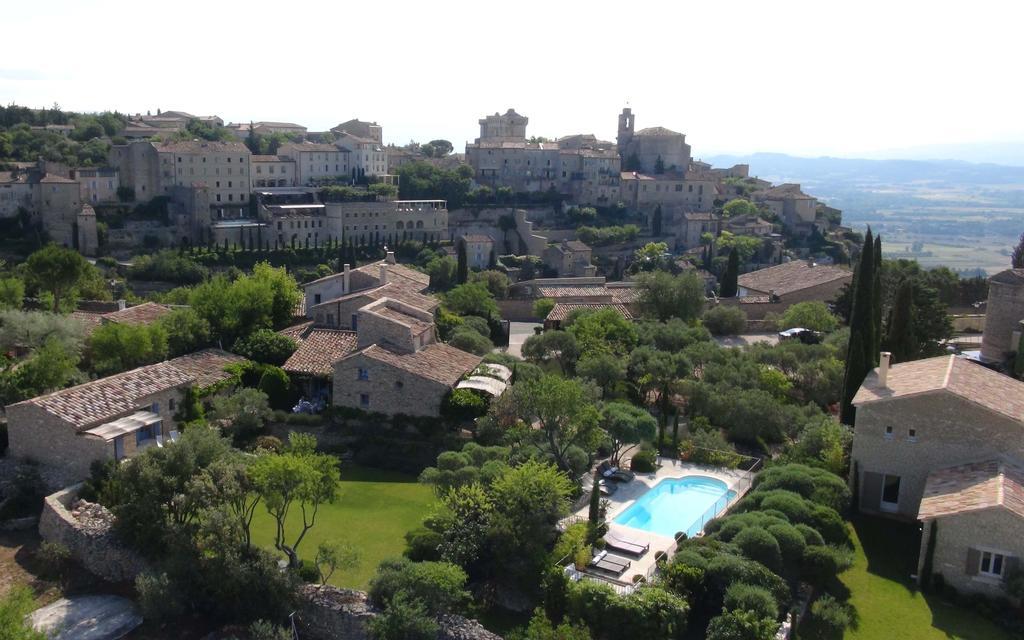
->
[296, 585, 502, 640]
[38, 485, 150, 584]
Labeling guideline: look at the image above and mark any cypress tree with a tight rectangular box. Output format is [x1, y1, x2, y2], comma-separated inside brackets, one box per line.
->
[720, 248, 739, 297]
[884, 278, 917, 363]
[652, 205, 663, 236]
[872, 234, 883, 364]
[456, 239, 468, 284]
[841, 329, 866, 424]
[588, 474, 601, 526]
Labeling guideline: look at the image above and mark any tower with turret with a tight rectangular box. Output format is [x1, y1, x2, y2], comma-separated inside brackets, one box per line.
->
[617, 107, 635, 149]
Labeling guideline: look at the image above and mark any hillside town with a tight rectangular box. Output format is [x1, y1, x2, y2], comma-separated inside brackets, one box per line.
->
[1, 96, 1023, 640]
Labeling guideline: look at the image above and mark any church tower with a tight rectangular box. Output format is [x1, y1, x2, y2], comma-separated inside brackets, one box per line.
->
[617, 107, 635, 148]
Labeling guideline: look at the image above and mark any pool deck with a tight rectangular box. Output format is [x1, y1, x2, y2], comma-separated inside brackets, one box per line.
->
[571, 457, 755, 584]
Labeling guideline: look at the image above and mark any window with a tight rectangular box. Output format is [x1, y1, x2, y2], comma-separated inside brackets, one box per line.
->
[880, 474, 901, 512]
[151, 402, 160, 414]
[314, 293, 322, 305]
[168, 398, 176, 412]
[360, 393, 370, 408]
[979, 550, 1007, 578]
[884, 425, 894, 439]
[357, 368, 369, 381]
[394, 381, 404, 390]
[908, 428, 917, 442]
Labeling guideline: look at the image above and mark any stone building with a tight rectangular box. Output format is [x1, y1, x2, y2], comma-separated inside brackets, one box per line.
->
[108, 141, 161, 202]
[850, 353, 1024, 598]
[754, 183, 818, 232]
[0, 162, 97, 253]
[281, 322, 359, 403]
[979, 268, 1024, 366]
[334, 133, 388, 180]
[250, 155, 297, 189]
[617, 108, 692, 174]
[155, 140, 252, 220]
[277, 142, 350, 186]
[5, 349, 245, 483]
[328, 199, 448, 245]
[678, 212, 721, 249]
[331, 119, 383, 143]
[460, 234, 495, 270]
[543, 240, 597, 277]
[70, 167, 120, 205]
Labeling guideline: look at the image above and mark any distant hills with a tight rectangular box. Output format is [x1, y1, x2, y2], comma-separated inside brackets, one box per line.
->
[703, 152, 1024, 189]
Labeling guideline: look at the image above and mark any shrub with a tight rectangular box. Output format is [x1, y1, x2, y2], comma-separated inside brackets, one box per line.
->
[0, 465, 46, 520]
[733, 527, 783, 573]
[448, 326, 494, 355]
[754, 491, 812, 524]
[533, 298, 556, 319]
[368, 558, 468, 616]
[679, 428, 741, 467]
[404, 527, 443, 562]
[36, 541, 70, 580]
[806, 594, 852, 638]
[257, 366, 294, 411]
[460, 315, 491, 337]
[630, 446, 658, 473]
[367, 592, 439, 640]
[801, 545, 853, 587]
[253, 435, 283, 452]
[441, 388, 487, 421]
[232, 329, 297, 366]
[0, 585, 46, 640]
[135, 572, 185, 624]
[703, 305, 748, 336]
[723, 583, 778, 619]
[767, 523, 806, 565]
[248, 620, 293, 640]
[705, 552, 789, 609]
[808, 505, 850, 546]
[754, 464, 851, 513]
[705, 609, 778, 640]
[795, 523, 826, 547]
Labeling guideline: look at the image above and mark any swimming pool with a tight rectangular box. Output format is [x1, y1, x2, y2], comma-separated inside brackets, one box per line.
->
[613, 476, 736, 539]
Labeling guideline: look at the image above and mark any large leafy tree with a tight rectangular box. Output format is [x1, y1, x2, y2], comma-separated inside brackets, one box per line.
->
[89, 321, 168, 376]
[576, 352, 627, 397]
[780, 301, 839, 333]
[521, 330, 579, 375]
[25, 244, 90, 312]
[250, 433, 341, 567]
[637, 271, 706, 322]
[513, 375, 602, 475]
[443, 282, 498, 320]
[602, 402, 657, 466]
[629, 347, 689, 448]
[566, 307, 638, 359]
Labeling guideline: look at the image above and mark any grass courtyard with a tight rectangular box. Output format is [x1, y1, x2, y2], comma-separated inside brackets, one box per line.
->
[830, 516, 1012, 640]
[250, 463, 436, 590]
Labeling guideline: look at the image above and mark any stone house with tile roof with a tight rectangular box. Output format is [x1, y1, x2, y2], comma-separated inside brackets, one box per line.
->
[850, 353, 1024, 597]
[4, 349, 246, 483]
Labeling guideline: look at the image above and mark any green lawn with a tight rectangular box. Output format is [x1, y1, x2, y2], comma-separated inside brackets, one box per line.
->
[836, 516, 1012, 640]
[250, 464, 436, 590]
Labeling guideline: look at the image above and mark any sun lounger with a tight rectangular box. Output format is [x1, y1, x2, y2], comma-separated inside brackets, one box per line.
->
[588, 550, 630, 576]
[605, 530, 649, 556]
[596, 460, 635, 483]
[598, 479, 618, 496]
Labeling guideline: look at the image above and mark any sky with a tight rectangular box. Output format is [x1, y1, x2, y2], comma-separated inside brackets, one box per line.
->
[3, 0, 1023, 161]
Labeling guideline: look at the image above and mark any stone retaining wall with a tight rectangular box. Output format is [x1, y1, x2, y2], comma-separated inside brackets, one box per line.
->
[296, 585, 502, 640]
[38, 484, 150, 583]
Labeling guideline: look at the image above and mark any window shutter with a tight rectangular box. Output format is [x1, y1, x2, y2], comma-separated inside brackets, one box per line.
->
[965, 548, 980, 576]
[1004, 556, 1020, 581]
[861, 472, 883, 511]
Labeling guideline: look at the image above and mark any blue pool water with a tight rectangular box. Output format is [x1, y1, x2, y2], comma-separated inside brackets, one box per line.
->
[613, 476, 736, 538]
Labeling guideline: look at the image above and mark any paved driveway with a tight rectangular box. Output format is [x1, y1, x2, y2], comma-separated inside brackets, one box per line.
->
[503, 321, 541, 359]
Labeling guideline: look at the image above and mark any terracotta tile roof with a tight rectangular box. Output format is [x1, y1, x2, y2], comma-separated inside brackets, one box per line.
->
[70, 310, 106, 335]
[374, 306, 433, 332]
[165, 348, 247, 387]
[251, 155, 284, 162]
[358, 343, 482, 386]
[283, 329, 358, 377]
[610, 287, 642, 304]
[38, 174, 77, 184]
[538, 286, 611, 299]
[546, 303, 633, 322]
[314, 281, 438, 313]
[759, 183, 814, 200]
[354, 261, 430, 289]
[635, 126, 682, 137]
[737, 261, 851, 297]
[279, 321, 314, 342]
[918, 460, 1024, 520]
[102, 302, 172, 326]
[158, 140, 249, 154]
[18, 362, 192, 430]
[279, 142, 342, 153]
[853, 355, 1024, 423]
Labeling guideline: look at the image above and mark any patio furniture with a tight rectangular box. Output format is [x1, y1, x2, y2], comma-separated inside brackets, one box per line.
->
[589, 550, 631, 575]
[598, 479, 618, 496]
[605, 531, 649, 557]
[596, 460, 635, 483]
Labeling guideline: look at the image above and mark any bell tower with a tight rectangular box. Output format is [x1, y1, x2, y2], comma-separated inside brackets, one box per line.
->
[617, 107, 634, 148]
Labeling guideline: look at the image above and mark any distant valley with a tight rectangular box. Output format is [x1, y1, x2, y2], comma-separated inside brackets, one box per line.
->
[707, 152, 1024, 275]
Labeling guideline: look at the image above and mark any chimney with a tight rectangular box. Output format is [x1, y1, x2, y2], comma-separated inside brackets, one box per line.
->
[379, 264, 388, 285]
[343, 263, 351, 294]
[878, 352, 892, 388]
[385, 250, 396, 265]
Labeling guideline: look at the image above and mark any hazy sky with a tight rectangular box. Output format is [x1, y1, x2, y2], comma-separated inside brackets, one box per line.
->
[3, 0, 1022, 160]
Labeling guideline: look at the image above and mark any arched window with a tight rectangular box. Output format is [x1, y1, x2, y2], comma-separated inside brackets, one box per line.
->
[396, 221, 404, 230]
[416, 220, 424, 229]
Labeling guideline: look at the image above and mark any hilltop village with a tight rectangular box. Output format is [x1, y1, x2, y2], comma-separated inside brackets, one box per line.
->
[0, 103, 1022, 640]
